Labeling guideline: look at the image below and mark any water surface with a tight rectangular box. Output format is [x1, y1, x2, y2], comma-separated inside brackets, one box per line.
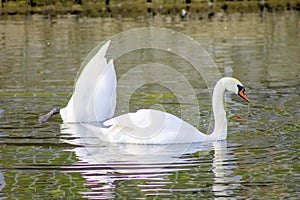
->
[0, 12, 299, 199]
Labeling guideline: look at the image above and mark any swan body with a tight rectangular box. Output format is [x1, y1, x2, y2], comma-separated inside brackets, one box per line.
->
[83, 77, 249, 144]
[39, 40, 117, 123]
[98, 109, 207, 144]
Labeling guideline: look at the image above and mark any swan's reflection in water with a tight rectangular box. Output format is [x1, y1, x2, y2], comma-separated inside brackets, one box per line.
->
[61, 123, 241, 199]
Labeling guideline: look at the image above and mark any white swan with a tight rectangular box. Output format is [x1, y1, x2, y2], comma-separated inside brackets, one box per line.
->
[80, 77, 250, 144]
[39, 40, 116, 123]
[39, 40, 250, 144]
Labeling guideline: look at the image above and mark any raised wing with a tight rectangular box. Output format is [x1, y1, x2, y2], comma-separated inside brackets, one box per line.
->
[60, 41, 117, 123]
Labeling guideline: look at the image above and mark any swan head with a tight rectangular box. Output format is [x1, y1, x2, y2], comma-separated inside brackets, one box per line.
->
[222, 77, 250, 102]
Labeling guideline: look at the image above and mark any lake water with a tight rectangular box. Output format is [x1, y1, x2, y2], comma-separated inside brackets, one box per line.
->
[0, 11, 299, 199]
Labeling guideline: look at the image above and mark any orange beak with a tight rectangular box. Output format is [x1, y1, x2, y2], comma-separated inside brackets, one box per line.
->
[238, 88, 250, 103]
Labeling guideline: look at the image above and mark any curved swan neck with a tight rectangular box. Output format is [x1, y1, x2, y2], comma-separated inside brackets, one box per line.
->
[207, 79, 227, 140]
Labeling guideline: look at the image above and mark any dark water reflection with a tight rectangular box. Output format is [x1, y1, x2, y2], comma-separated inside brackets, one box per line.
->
[0, 12, 299, 199]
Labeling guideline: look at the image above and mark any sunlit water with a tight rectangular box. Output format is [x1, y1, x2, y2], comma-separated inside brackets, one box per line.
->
[0, 12, 299, 199]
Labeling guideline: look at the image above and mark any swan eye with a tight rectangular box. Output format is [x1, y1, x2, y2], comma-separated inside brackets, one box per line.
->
[237, 84, 244, 92]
